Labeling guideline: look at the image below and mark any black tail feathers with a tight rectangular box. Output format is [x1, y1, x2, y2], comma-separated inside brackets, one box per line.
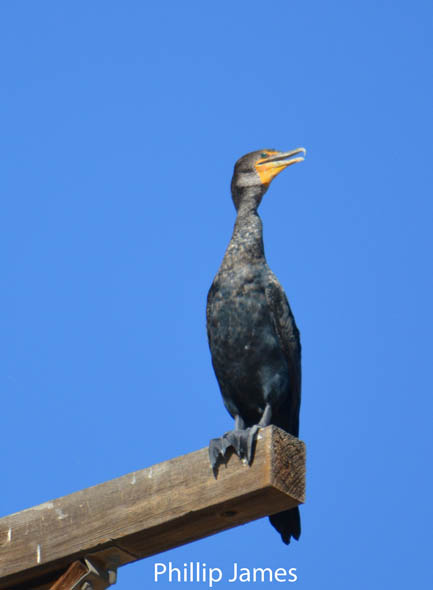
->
[269, 507, 301, 545]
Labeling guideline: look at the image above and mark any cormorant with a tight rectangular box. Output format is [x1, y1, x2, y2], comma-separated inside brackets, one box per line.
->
[206, 148, 305, 545]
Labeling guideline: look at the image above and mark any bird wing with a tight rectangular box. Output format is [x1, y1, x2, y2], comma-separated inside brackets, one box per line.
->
[265, 271, 301, 434]
[206, 280, 218, 346]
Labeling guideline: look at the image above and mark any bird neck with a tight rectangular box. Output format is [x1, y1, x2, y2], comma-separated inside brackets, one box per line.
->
[222, 203, 265, 269]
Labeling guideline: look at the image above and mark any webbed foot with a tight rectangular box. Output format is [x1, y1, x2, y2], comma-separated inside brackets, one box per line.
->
[209, 435, 232, 468]
[209, 425, 259, 469]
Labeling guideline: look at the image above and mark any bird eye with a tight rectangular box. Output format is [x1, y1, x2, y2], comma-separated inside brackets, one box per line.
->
[260, 152, 268, 158]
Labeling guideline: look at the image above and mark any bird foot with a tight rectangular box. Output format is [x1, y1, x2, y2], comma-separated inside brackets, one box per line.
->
[209, 425, 259, 469]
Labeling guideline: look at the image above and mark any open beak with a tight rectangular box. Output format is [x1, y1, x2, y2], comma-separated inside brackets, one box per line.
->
[255, 147, 306, 185]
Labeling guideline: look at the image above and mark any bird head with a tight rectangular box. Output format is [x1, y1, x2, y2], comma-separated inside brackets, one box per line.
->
[231, 148, 306, 211]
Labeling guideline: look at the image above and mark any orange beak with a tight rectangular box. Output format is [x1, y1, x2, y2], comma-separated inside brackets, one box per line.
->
[255, 148, 306, 186]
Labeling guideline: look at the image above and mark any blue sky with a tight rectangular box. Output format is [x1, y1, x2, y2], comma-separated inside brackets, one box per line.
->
[2, 1, 432, 588]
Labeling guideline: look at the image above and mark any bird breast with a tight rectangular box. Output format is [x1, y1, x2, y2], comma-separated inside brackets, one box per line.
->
[207, 264, 289, 412]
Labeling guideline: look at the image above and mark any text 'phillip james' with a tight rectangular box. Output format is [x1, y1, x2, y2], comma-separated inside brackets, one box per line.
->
[154, 562, 297, 586]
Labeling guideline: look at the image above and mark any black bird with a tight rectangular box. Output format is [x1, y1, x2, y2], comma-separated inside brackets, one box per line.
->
[206, 148, 305, 544]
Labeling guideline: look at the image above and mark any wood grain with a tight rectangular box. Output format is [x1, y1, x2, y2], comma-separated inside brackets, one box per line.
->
[0, 426, 305, 589]
[48, 561, 87, 590]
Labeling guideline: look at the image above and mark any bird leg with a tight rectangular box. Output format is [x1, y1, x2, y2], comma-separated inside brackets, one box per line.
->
[234, 415, 246, 430]
[258, 403, 272, 427]
[209, 405, 272, 469]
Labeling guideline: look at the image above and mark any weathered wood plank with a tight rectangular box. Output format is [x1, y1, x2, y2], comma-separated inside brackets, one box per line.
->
[0, 426, 305, 589]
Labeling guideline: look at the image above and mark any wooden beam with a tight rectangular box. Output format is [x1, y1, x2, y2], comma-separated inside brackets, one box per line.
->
[0, 426, 305, 589]
[47, 561, 88, 590]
